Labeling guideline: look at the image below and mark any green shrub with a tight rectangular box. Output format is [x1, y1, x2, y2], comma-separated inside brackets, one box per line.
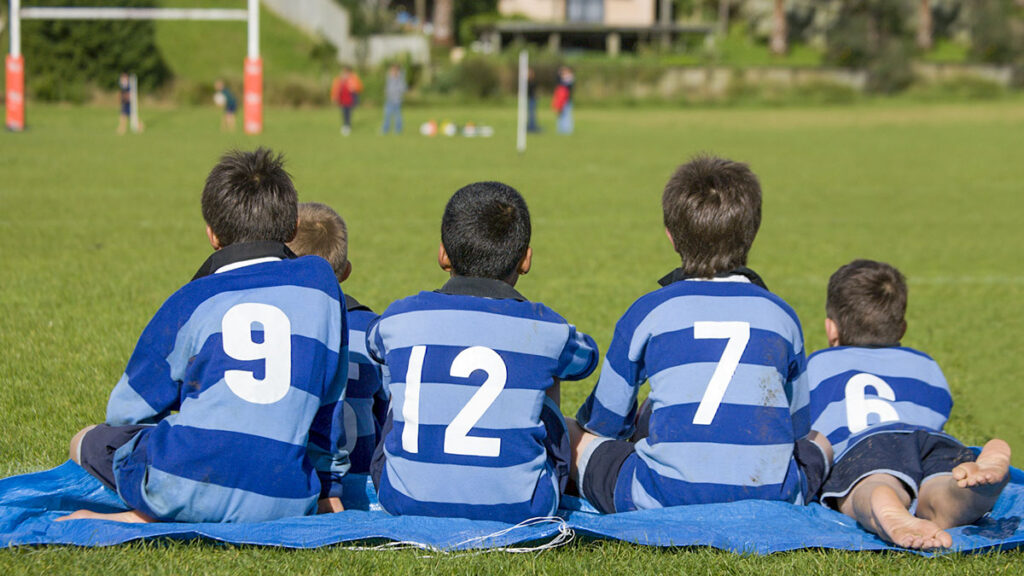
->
[21, 0, 172, 102]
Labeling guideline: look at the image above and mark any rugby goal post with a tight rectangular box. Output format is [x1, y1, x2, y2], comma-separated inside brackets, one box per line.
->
[5, 0, 263, 133]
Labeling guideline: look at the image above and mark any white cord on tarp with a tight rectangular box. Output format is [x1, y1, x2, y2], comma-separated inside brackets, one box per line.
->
[342, 516, 574, 556]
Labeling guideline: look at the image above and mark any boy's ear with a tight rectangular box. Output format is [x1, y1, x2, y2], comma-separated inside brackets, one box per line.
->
[825, 317, 841, 347]
[438, 243, 454, 273]
[206, 225, 222, 250]
[518, 247, 533, 276]
[665, 228, 674, 246]
[339, 260, 353, 283]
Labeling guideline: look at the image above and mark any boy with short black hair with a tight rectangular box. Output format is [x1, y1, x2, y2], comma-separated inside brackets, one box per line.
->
[60, 148, 351, 523]
[367, 181, 599, 522]
[571, 155, 832, 514]
[288, 202, 387, 473]
[808, 259, 1010, 549]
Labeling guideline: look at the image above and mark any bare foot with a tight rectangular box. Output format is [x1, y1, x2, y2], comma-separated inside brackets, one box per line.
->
[870, 484, 952, 549]
[953, 439, 1011, 488]
[56, 509, 154, 523]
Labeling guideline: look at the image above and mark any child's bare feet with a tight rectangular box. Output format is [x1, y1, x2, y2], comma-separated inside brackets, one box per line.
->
[953, 439, 1011, 488]
[870, 484, 952, 549]
[56, 509, 154, 523]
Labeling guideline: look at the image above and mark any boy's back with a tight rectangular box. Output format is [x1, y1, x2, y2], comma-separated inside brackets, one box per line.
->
[344, 295, 386, 472]
[106, 249, 349, 522]
[577, 272, 810, 508]
[368, 278, 596, 521]
[807, 345, 953, 460]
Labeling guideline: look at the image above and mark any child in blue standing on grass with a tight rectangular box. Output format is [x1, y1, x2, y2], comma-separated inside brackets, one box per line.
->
[367, 181, 600, 523]
[807, 259, 1011, 549]
[288, 202, 388, 473]
[569, 155, 833, 514]
[60, 148, 351, 523]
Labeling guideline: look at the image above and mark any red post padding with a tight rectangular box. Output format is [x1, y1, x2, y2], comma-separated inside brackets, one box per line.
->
[243, 57, 262, 134]
[6, 55, 25, 132]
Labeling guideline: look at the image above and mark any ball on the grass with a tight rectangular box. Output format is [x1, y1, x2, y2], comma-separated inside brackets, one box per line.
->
[213, 92, 226, 107]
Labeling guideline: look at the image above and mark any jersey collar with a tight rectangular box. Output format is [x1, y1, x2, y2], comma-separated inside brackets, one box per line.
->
[192, 241, 297, 281]
[345, 293, 373, 313]
[658, 266, 768, 291]
[436, 276, 528, 301]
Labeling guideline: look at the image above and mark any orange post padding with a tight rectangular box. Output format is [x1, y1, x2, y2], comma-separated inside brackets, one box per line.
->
[243, 57, 262, 135]
[6, 55, 25, 132]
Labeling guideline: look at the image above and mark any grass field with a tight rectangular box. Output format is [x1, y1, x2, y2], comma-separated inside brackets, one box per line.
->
[1, 100, 1023, 573]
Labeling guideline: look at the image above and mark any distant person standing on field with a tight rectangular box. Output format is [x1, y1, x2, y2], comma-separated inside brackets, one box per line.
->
[213, 79, 237, 132]
[381, 64, 407, 134]
[332, 66, 363, 136]
[117, 72, 131, 135]
[553, 66, 575, 135]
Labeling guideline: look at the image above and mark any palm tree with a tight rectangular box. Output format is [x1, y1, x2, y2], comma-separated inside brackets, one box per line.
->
[917, 0, 933, 51]
[770, 0, 788, 55]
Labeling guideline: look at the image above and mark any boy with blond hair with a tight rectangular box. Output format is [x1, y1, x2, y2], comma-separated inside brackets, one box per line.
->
[289, 202, 387, 473]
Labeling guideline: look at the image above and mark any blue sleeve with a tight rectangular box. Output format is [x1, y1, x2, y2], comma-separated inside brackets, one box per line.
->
[106, 307, 182, 425]
[307, 299, 351, 499]
[366, 316, 386, 365]
[789, 346, 811, 439]
[575, 318, 645, 440]
[555, 325, 599, 381]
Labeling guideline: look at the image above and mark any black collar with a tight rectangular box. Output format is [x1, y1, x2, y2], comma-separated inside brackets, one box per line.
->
[658, 266, 768, 291]
[192, 241, 297, 281]
[436, 276, 528, 301]
[345, 293, 372, 313]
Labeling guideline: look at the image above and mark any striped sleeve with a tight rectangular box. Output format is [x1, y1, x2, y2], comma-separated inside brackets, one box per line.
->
[576, 320, 644, 440]
[307, 301, 351, 499]
[106, 307, 182, 425]
[555, 325, 599, 381]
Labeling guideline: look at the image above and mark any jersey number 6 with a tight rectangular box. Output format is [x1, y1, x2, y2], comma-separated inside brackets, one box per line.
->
[401, 345, 506, 457]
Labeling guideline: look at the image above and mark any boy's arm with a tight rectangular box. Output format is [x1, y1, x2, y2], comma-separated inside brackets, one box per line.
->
[554, 325, 599, 382]
[106, 311, 182, 425]
[575, 323, 644, 440]
[307, 303, 352, 501]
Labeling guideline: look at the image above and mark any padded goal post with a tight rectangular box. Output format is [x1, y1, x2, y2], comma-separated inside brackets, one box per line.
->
[5, 0, 263, 133]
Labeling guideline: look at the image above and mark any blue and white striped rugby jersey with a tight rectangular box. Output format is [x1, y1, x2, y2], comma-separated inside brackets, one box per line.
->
[367, 276, 599, 522]
[343, 295, 387, 474]
[576, 269, 811, 510]
[105, 242, 351, 522]
[807, 346, 953, 460]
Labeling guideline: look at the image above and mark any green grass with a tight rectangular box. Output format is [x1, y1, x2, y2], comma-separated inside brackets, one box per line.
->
[2, 100, 1024, 572]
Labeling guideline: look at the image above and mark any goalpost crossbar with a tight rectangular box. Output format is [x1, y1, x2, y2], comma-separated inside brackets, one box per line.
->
[19, 7, 248, 21]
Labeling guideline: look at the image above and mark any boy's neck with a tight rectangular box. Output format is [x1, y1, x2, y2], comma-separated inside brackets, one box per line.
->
[659, 266, 767, 290]
[437, 275, 527, 302]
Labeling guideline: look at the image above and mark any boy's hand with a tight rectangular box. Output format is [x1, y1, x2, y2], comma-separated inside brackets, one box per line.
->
[318, 497, 344, 514]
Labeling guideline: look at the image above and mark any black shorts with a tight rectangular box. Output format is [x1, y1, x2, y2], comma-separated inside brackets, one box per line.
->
[78, 424, 149, 491]
[819, 430, 977, 509]
[580, 435, 830, 514]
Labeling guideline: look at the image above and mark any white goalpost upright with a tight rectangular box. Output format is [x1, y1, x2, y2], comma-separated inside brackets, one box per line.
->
[5, 0, 262, 133]
[516, 50, 528, 154]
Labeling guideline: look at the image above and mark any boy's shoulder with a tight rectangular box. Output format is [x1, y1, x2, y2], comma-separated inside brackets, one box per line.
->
[380, 277, 567, 325]
[619, 269, 801, 335]
[807, 346, 944, 386]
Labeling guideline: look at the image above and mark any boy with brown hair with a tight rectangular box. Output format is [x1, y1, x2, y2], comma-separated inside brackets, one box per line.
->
[288, 202, 387, 473]
[571, 154, 832, 514]
[808, 259, 1011, 549]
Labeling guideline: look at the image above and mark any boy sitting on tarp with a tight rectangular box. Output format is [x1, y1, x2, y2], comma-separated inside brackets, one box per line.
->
[288, 202, 388, 474]
[808, 259, 1011, 549]
[60, 148, 351, 523]
[569, 155, 832, 513]
[366, 181, 599, 522]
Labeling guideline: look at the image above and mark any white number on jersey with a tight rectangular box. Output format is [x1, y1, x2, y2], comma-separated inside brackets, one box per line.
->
[844, 373, 899, 433]
[692, 321, 751, 425]
[221, 303, 292, 405]
[401, 345, 507, 457]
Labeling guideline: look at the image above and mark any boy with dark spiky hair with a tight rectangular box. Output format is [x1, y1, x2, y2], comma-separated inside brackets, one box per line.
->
[366, 182, 599, 523]
[288, 202, 387, 474]
[60, 148, 351, 523]
[808, 259, 1010, 549]
[571, 155, 832, 514]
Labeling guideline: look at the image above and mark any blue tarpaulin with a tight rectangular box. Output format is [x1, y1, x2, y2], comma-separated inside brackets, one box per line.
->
[1, 461, 1022, 554]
